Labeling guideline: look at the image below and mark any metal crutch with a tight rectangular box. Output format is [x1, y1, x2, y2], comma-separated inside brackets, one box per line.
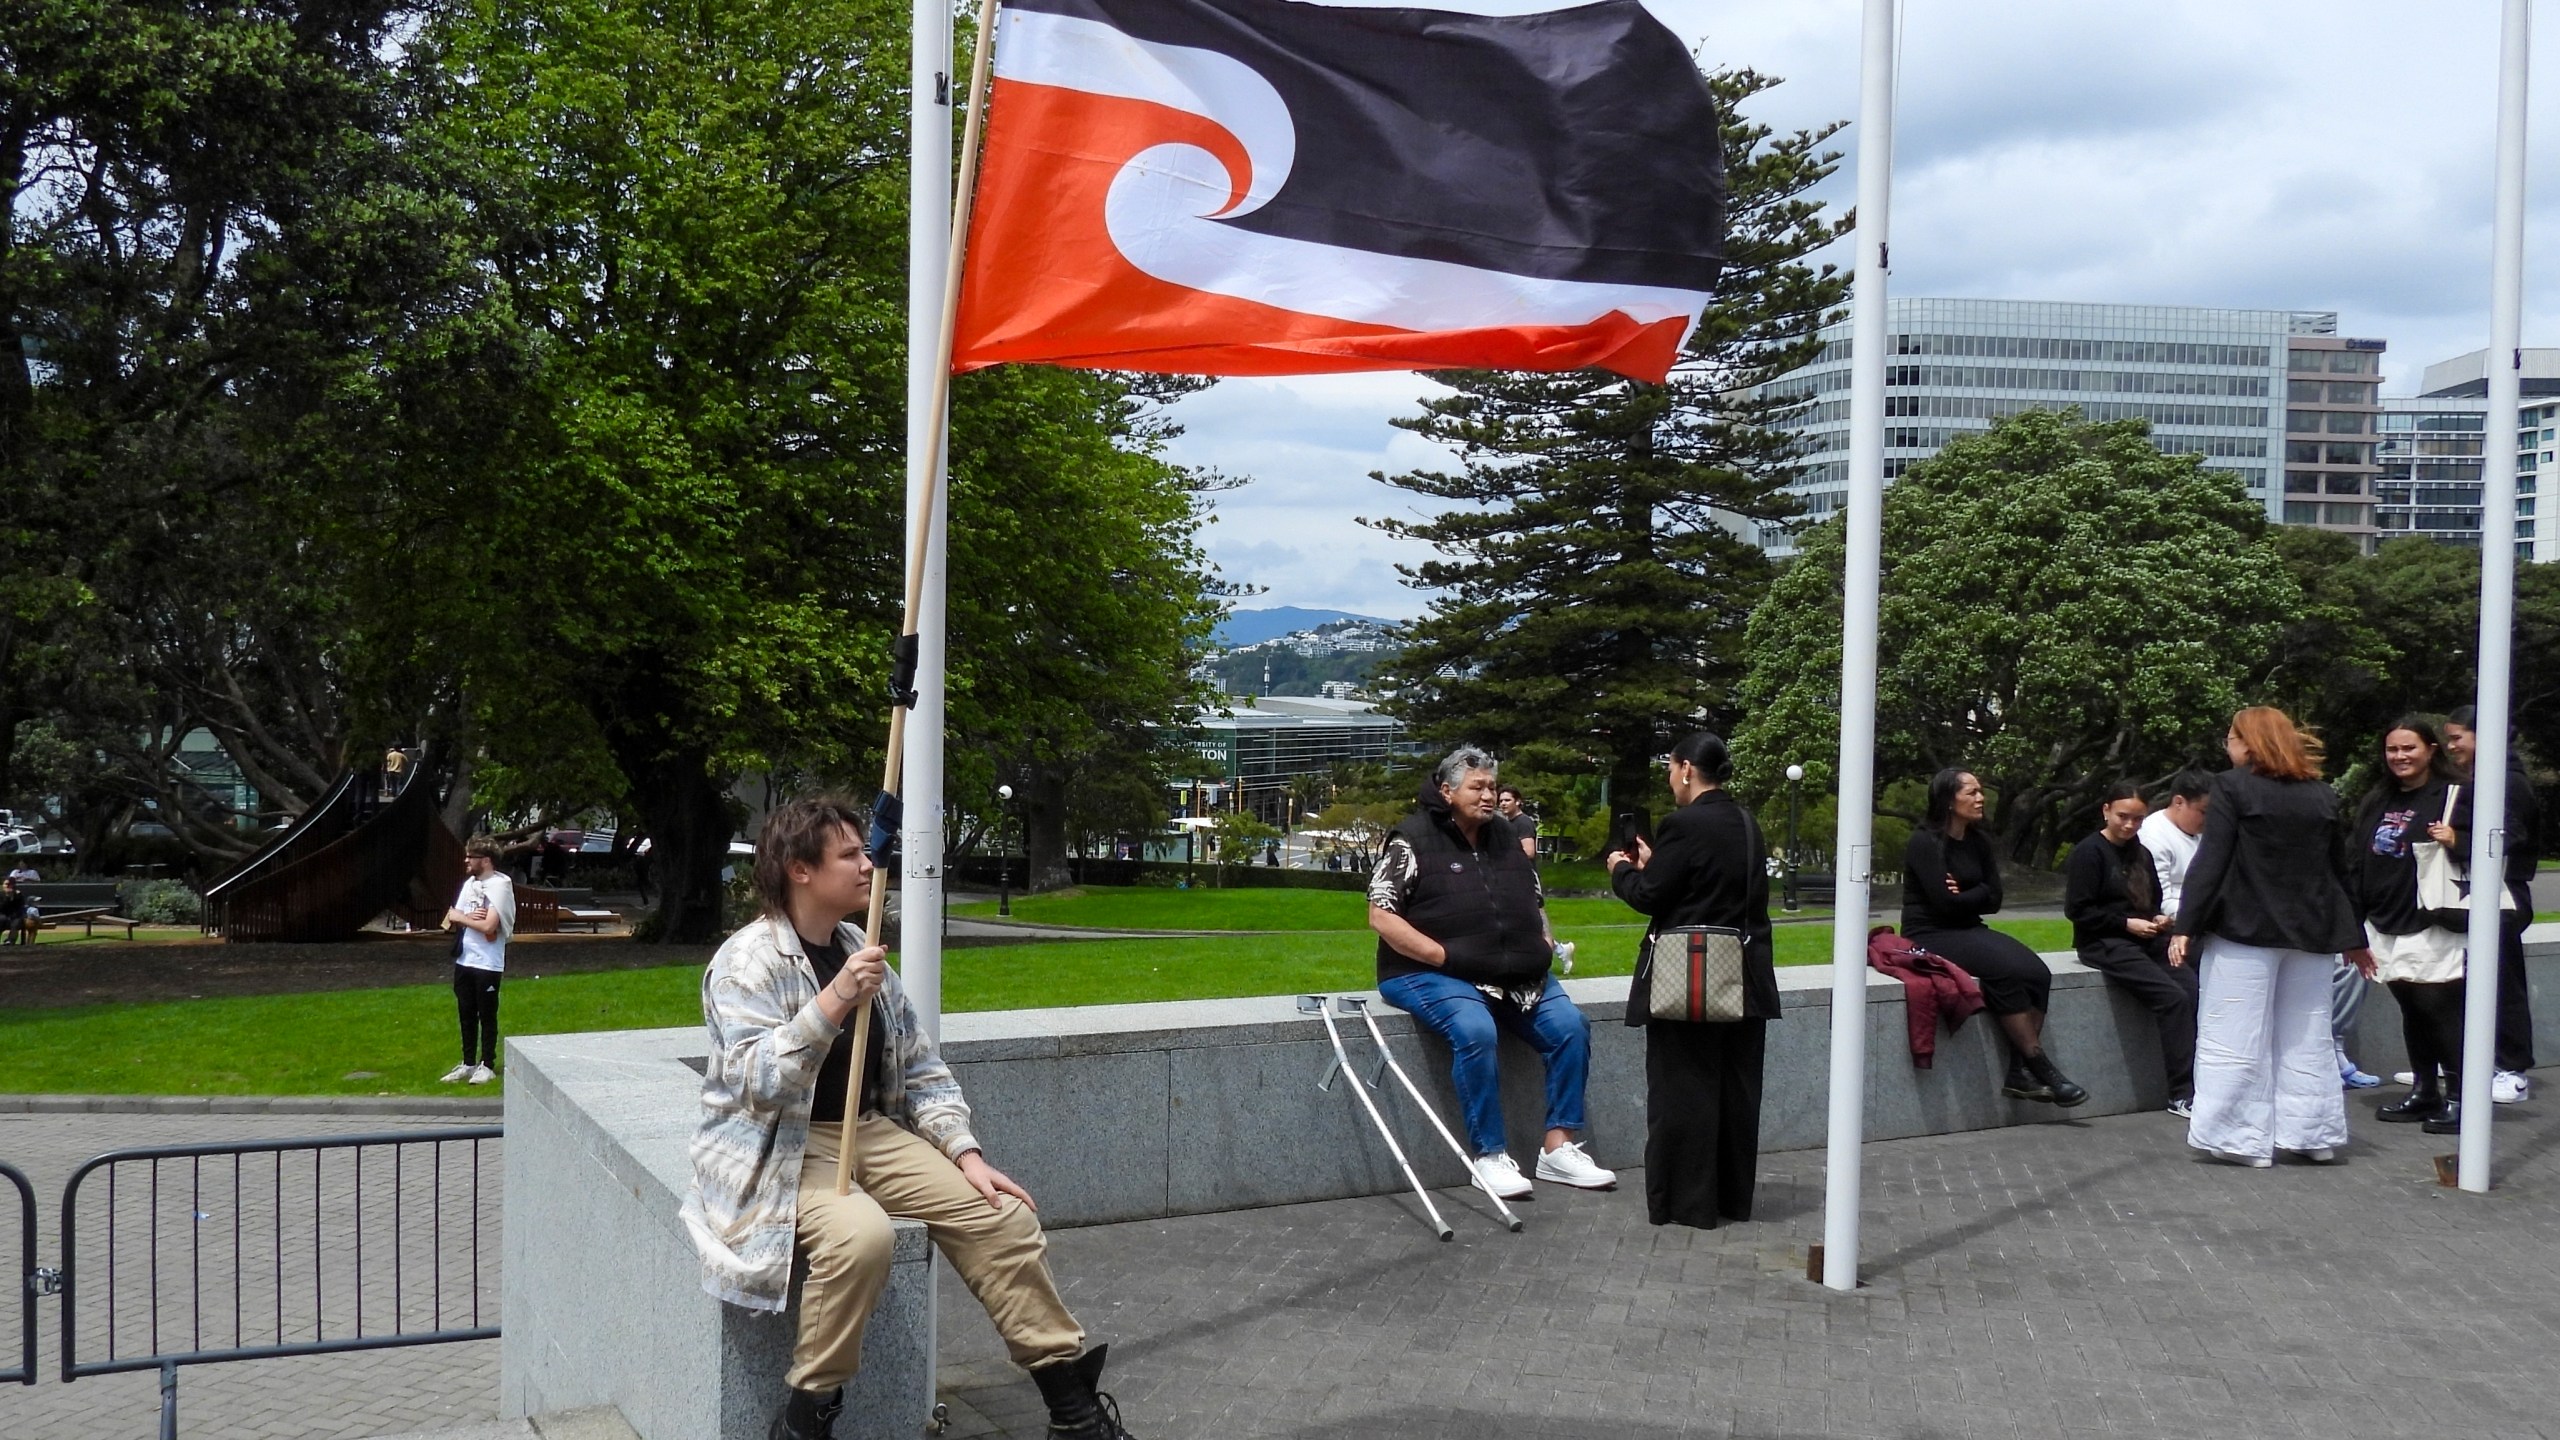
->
[1340, 995, 1525, 1233]
[1299, 994, 1454, 1241]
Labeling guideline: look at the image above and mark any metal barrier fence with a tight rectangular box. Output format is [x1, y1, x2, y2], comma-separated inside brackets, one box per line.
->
[4, 1159, 38, 1386]
[54, 1127, 501, 1437]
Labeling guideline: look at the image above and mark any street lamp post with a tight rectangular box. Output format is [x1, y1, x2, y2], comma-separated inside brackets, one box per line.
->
[994, 783, 1015, 917]
[1782, 763, 1805, 914]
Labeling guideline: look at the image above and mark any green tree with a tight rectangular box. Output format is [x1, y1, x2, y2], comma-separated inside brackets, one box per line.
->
[1365, 69, 1850, 802]
[1733, 410, 2300, 867]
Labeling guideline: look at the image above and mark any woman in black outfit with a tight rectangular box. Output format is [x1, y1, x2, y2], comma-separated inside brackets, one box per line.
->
[2064, 781, 2197, 1115]
[2350, 717, 2472, 1135]
[1904, 768, 2087, 1106]
[1606, 732, 1781, 1229]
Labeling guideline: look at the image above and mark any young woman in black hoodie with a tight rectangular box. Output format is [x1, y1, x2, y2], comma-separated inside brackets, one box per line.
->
[2064, 782, 2198, 1115]
[2352, 717, 2472, 1134]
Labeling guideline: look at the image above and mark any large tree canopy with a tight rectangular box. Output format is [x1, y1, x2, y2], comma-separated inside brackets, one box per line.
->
[1363, 68, 1850, 806]
[1733, 409, 2301, 867]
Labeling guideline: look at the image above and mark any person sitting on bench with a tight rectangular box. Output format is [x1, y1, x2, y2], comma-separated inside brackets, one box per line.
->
[682, 797, 1137, 1440]
[1368, 746, 1616, 1200]
[0, 878, 34, 946]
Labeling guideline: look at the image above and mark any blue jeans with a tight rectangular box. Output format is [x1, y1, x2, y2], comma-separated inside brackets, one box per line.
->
[1377, 970, 1590, 1157]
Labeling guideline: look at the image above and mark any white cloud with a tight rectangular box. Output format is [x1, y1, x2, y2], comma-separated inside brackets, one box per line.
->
[1169, 0, 2560, 614]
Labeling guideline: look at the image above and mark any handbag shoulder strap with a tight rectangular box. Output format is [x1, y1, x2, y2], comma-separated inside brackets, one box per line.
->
[2442, 784, 2461, 826]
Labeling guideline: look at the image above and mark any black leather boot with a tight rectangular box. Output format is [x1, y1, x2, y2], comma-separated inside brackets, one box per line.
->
[2001, 1056, 2052, 1101]
[2026, 1053, 2089, 1108]
[769, 1385, 843, 1440]
[2377, 1085, 2445, 1122]
[1030, 1344, 1138, 1440]
[2422, 1099, 2467, 1135]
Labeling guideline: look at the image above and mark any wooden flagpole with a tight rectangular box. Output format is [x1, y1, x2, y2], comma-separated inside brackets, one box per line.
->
[837, 0, 1007, 1197]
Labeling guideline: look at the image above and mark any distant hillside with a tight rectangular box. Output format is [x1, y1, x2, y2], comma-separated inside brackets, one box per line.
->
[1213, 606, 1395, 648]
[1201, 616, 1403, 698]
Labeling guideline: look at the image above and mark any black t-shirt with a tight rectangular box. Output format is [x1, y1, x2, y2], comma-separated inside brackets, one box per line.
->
[803, 931, 889, 1124]
[2357, 779, 2455, 936]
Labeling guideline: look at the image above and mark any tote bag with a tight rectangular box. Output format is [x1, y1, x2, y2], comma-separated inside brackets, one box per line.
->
[1635, 926, 1748, 1023]
[2414, 784, 2518, 914]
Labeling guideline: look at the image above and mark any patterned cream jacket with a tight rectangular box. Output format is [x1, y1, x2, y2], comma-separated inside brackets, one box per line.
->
[679, 915, 979, 1311]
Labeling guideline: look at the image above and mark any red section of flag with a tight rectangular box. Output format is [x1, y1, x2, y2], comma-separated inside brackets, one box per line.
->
[953, 79, 1689, 381]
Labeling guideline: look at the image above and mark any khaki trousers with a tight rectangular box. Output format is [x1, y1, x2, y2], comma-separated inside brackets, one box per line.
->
[788, 1116, 1082, 1391]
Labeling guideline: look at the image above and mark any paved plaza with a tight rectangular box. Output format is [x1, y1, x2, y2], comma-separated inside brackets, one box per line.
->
[8, 1088, 2560, 1439]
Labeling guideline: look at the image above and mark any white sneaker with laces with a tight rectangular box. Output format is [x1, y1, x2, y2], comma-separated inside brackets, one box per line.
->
[1533, 1140, 1617, 1190]
[2493, 1070, 2530, 1104]
[1471, 1152, 1533, 1200]
[2393, 1071, 2418, 1087]
[440, 1063, 474, 1084]
[467, 1064, 496, 1085]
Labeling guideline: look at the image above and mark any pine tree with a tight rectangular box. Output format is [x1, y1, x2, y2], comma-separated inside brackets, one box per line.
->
[1366, 69, 1850, 804]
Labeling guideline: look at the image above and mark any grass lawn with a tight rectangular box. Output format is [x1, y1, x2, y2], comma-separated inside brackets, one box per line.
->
[15, 926, 205, 946]
[0, 917, 2079, 1097]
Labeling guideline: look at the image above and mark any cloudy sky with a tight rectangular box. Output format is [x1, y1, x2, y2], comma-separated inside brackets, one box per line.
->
[1163, 0, 2560, 619]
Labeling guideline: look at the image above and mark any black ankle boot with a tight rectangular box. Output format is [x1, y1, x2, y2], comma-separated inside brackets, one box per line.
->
[2026, 1053, 2089, 1108]
[769, 1385, 843, 1440]
[2377, 1087, 2445, 1122]
[2422, 1099, 2466, 1135]
[2001, 1057, 2052, 1101]
[1030, 1344, 1137, 1439]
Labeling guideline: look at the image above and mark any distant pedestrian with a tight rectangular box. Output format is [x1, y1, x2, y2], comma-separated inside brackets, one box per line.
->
[443, 836, 517, 1084]
[0, 878, 34, 946]
[6, 859, 39, 888]
[1901, 769, 2086, 1107]
[2353, 718, 2471, 1135]
[1606, 732, 1780, 1230]
[2168, 707, 2375, 1167]
[1497, 785, 1538, 860]
[2065, 783, 2197, 1117]
[2443, 706, 2539, 1104]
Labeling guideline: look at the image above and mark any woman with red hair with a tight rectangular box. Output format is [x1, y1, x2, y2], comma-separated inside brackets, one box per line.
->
[2168, 708, 2377, 1167]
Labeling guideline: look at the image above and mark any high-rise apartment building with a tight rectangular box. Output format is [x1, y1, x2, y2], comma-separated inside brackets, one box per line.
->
[1759, 298, 2384, 552]
[2372, 349, 2560, 563]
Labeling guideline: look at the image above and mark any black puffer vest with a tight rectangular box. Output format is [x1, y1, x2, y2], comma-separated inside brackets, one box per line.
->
[1376, 793, 1550, 987]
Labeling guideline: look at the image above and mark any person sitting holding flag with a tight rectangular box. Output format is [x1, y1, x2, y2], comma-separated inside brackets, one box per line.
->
[682, 798, 1136, 1440]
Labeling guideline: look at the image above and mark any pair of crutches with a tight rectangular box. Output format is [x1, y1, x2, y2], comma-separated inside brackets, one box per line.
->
[1297, 993, 1525, 1239]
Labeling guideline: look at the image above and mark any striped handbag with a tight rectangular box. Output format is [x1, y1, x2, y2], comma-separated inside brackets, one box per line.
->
[1639, 925, 1748, 1023]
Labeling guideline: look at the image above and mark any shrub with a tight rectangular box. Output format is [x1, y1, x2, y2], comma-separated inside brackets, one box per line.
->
[124, 880, 204, 925]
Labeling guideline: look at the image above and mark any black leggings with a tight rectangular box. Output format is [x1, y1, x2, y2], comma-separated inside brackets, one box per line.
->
[2388, 978, 2465, 1093]
[454, 964, 503, 1067]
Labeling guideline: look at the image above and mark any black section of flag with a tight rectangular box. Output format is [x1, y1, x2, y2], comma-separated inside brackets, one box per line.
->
[1006, 0, 1725, 292]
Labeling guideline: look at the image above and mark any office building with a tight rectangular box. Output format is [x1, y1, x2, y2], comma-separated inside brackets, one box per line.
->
[2371, 349, 2559, 563]
[1759, 298, 2384, 552]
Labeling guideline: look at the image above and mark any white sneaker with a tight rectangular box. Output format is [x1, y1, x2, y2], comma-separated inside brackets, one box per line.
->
[1471, 1152, 1533, 1200]
[440, 1063, 474, 1084]
[467, 1064, 496, 1085]
[2393, 1071, 2418, 1087]
[2493, 1070, 2530, 1104]
[1533, 1140, 1618, 1190]
[2209, 1149, 2273, 1169]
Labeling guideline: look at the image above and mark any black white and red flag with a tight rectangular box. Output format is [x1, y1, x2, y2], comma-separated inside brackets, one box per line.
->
[951, 0, 1727, 383]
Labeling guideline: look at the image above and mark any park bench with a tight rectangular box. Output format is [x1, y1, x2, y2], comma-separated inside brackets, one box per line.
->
[24, 881, 144, 939]
[543, 886, 621, 933]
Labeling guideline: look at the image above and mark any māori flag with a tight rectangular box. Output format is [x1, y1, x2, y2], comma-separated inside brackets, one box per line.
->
[952, 0, 1727, 382]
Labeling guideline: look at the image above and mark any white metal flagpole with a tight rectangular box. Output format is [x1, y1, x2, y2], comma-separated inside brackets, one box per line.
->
[1820, 0, 1896, 1291]
[2458, 0, 2531, 1195]
[902, 0, 957, 1036]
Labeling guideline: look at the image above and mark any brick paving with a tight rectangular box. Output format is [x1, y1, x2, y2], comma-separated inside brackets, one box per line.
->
[10, 1088, 2560, 1439]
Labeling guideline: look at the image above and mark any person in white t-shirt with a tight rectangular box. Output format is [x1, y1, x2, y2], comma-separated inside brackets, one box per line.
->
[2135, 770, 2208, 919]
[442, 836, 517, 1084]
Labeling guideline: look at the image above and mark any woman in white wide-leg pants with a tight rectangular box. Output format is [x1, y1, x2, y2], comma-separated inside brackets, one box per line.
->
[2168, 707, 2377, 1168]
[2189, 939, 2350, 1159]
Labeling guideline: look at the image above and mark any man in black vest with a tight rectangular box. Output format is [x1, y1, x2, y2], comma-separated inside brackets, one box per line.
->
[1367, 747, 1614, 1199]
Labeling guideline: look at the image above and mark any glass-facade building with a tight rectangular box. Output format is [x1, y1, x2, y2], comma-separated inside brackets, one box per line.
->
[1758, 298, 2384, 552]
[2371, 348, 2560, 563]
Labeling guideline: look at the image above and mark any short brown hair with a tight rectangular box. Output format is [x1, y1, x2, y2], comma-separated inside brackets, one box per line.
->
[463, 835, 503, 862]
[2229, 706, 2324, 782]
[753, 797, 869, 917]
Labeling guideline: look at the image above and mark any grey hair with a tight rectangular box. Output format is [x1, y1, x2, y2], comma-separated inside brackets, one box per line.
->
[1434, 746, 1497, 792]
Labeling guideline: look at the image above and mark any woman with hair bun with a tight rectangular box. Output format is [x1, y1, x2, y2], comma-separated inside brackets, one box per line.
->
[1903, 768, 2086, 1107]
[1606, 732, 1781, 1229]
[2169, 706, 2377, 1167]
